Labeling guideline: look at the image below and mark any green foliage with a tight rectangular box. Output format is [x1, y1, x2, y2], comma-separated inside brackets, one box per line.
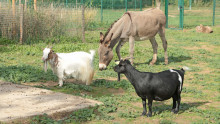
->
[160, 119, 177, 124]
[63, 83, 93, 92]
[31, 113, 61, 124]
[0, 65, 57, 83]
[92, 79, 132, 90]
[187, 107, 220, 122]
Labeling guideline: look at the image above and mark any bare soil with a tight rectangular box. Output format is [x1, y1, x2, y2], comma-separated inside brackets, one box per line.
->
[0, 81, 102, 122]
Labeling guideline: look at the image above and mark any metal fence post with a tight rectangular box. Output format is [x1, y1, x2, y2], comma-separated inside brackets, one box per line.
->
[140, 0, 142, 11]
[135, 0, 136, 10]
[165, 0, 168, 28]
[112, 0, 113, 10]
[101, 0, 103, 22]
[125, 0, 127, 12]
[213, 0, 216, 26]
[66, 0, 68, 7]
[189, 0, 192, 10]
[179, 0, 184, 29]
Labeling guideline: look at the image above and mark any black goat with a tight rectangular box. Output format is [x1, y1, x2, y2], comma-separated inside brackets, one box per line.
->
[114, 59, 188, 117]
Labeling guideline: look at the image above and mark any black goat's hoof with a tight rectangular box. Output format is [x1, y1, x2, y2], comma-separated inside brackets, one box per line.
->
[141, 112, 146, 116]
[171, 109, 179, 114]
[147, 113, 152, 117]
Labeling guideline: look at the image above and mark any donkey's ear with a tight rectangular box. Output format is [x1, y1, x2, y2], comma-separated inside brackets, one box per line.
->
[100, 32, 104, 43]
[104, 33, 113, 47]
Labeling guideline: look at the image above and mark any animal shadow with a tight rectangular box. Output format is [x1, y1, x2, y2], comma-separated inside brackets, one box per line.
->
[152, 101, 209, 115]
[134, 55, 192, 66]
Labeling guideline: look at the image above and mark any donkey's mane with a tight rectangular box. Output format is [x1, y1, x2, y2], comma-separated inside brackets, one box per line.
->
[103, 19, 120, 42]
[103, 12, 132, 42]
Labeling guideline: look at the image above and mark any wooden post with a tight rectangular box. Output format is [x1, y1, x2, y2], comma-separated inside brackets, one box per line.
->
[12, 0, 16, 37]
[0, 2, 1, 37]
[24, 0, 27, 11]
[81, 4, 85, 43]
[76, 0, 77, 9]
[34, 0, 37, 11]
[20, 4, 24, 44]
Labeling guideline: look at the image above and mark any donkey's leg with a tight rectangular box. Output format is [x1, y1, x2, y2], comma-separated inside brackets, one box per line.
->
[149, 37, 158, 65]
[129, 36, 135, 64]
[116, 40, 126, 60]
[158, 27, 168, 65]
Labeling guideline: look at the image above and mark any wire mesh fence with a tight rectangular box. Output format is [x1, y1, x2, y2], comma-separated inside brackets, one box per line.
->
[0, 0, 218, 44]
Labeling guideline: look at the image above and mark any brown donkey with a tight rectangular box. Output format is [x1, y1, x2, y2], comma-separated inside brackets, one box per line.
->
[98, 8, 168, 70]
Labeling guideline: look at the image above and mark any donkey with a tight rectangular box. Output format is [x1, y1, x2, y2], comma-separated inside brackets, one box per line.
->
[98, 8, 168, 70]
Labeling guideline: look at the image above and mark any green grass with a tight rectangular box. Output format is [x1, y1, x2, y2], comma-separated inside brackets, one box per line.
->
[0, 26, 220, 124]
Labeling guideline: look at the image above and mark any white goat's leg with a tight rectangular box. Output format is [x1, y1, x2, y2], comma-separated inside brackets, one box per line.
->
[58, 72, 64, 87]
[58, 78, 63, 87]
[149, 37, 158, 65]
[129, 36, 135, 64]
[86, 69, 94, 85]
[116, 40, 126, 60]
[158, 26, 168, 65]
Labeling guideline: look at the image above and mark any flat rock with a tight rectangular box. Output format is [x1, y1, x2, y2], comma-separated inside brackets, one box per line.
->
[0, 81, 102, 122]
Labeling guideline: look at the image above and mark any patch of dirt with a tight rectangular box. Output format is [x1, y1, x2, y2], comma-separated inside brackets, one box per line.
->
[183, 45, 216, 52]
[185, 9, 212, 13]
[174, 115, 202, 124]
[168, 15, 176, 17]
[183, 42, 219, 54]
[0, 81, 102, 122]
[23, 81, 58, 87]
[102, 76, 127, 81]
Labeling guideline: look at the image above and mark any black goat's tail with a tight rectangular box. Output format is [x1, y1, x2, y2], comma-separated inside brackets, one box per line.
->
[181, 66, 191, 74]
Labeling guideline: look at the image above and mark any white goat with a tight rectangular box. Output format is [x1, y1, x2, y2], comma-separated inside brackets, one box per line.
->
[42, 47, 95, 87]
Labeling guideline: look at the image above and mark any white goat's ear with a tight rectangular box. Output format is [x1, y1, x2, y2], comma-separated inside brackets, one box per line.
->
[115, 60, 120, 65]
[49, 46, 53, 49]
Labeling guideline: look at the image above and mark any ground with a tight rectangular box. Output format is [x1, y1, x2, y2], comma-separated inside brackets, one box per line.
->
[0, 81, 102, 123]
[0, 27, 219, 123]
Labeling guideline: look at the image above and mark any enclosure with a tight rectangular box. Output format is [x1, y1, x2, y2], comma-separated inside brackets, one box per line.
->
[0, 0, 219, 123]
[0, 0, 219, 43]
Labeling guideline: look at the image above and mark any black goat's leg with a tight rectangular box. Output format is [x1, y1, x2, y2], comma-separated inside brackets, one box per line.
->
[171, 96, 177, 113]
[147, 99, 153, 117]
[141, 98, 147, 116]
[174, 95, 181, 114]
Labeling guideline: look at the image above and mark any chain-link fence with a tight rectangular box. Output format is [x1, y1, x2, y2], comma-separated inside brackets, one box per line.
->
[0, 0, 218, 44]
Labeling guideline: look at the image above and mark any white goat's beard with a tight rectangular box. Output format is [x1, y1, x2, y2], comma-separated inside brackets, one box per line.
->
[44, 61, 48, 72]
